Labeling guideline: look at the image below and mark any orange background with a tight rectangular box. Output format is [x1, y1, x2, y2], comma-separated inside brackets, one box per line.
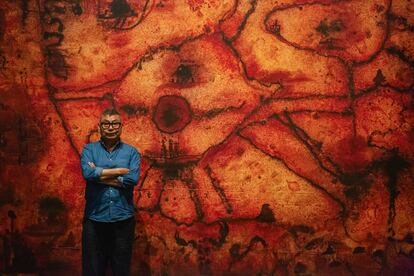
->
[0, 0, 413, 275]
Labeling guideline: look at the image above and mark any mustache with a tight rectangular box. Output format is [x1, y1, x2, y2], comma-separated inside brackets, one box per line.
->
[101, 129, 121, 134]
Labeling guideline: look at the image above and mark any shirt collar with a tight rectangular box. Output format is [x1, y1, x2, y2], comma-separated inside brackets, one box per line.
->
[99, 139, 122, 151]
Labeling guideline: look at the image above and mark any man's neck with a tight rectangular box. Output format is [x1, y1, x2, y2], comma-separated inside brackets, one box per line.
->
[101, 138, 120, 153]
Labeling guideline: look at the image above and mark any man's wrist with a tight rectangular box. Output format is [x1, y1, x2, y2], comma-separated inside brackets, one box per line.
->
[95, 167, 103, 177]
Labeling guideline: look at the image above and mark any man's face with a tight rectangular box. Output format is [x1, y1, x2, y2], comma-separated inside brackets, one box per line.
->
[99, 114, 122, 141]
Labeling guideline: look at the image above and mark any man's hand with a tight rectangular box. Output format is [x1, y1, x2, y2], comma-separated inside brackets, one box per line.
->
[99, 178, 124, 188]
[88, 162, 128, 187]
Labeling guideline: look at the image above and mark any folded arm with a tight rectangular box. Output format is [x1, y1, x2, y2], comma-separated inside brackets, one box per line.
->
[88, 162, 129, 188]
[80, 145, 129, 188]
[117, 148, 141, 187]
[81, 146, 104, 182]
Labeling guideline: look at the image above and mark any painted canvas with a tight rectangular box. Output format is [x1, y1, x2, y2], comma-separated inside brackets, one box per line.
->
[0, 0, 413, 274]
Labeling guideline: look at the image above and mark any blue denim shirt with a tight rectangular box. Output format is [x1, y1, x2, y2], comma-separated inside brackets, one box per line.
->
[80, 140, 140, 222]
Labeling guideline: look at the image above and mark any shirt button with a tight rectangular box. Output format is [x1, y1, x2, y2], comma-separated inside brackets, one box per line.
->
[110, 201, 113, 204]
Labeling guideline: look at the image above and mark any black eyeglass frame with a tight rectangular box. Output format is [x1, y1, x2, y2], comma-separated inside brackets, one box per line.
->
[100, 122, 122, 129]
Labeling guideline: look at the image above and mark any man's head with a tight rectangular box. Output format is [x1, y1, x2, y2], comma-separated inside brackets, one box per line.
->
[99, 108, 122, 142]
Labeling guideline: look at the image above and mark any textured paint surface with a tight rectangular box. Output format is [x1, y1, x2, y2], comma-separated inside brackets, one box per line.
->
[0, 0, 413, 275]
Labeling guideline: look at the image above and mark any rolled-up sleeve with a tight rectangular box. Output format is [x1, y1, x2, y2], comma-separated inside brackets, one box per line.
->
[80, 145, 103, 182]
[118, 148, 140, 187]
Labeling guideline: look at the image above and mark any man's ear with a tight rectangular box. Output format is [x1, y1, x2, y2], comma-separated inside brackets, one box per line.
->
[96, 123, 101, 134]
[87, 127, 101, 144]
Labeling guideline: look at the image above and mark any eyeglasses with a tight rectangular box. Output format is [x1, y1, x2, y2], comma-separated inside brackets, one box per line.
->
[100, 122, 122, 129]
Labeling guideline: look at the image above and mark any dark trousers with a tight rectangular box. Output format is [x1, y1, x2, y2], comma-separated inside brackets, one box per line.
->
[82, 217, 135, 276]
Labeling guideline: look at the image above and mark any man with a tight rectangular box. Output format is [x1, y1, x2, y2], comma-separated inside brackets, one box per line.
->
[80, 108, 140, 276]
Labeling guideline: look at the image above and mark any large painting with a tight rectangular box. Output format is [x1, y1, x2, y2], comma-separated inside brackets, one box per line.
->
[0, 0, 413, 274]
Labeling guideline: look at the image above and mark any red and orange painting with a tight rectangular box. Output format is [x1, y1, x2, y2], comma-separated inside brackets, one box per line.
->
[0, 0, 413, 275]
